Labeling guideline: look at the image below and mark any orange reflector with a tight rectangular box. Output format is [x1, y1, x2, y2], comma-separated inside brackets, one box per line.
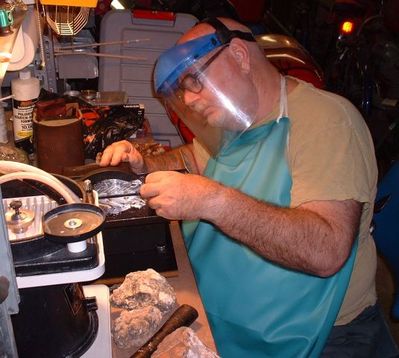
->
[341, 21, 355, 35]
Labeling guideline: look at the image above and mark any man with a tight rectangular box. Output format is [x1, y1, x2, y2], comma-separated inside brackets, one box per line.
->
[100, 17, 397, 357]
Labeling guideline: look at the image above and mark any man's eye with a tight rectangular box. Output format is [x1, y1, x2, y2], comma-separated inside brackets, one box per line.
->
[182, 75, 197, 88]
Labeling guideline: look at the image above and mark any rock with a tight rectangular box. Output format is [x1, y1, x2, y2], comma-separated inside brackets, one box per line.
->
[152, 327, 219, 358]
[112, 305, 163, 349]
[110, 268, 176, 313]
[110, 269, 178, 350]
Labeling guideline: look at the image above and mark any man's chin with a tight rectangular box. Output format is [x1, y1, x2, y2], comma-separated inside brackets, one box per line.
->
[206, 116, 224, 128]
[204, 107, 227, 126]
[204, 109, 247, 131]
[207, 116, 246, 132]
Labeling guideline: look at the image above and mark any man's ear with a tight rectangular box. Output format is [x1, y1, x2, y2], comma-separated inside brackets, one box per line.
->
[228, 38, 250, 73]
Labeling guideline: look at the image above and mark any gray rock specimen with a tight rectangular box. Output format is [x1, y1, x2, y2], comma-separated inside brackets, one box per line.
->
[112, 305, 163, 348]
[110, 269, 177, 349]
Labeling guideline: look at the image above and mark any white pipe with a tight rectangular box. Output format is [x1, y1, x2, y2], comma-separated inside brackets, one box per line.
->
[0, 172, 78, 204]
[54, 38, 150, 50]
[0, 161, 80, 202]
[54, 51, 147, 61]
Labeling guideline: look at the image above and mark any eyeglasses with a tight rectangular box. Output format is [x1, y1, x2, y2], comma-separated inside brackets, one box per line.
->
[178, 45, 228, 94]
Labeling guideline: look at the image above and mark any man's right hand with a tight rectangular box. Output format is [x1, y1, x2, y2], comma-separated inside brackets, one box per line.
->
[98, 140, 145, 173]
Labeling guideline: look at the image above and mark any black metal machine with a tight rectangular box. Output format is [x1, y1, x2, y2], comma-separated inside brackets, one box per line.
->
[0, 165, 110, 357]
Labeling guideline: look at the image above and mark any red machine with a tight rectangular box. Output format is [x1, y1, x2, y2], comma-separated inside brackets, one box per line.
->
[256, 33, 324, 89]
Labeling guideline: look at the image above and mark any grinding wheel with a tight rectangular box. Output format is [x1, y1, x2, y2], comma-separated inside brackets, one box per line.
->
[43, 203, 105, 243]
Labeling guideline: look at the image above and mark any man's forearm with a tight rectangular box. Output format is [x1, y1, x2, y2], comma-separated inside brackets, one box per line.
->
[143, 144, 199, 174]
[203, 185, 358, 277]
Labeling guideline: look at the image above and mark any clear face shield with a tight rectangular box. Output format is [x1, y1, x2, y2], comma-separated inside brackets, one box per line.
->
[154, 20, 257, 157]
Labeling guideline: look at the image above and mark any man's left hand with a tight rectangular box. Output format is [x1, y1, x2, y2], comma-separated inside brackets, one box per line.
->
[140, 171, 222, 220]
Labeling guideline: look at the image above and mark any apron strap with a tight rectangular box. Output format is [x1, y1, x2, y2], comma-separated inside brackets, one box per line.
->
[277, 75, 288, 122]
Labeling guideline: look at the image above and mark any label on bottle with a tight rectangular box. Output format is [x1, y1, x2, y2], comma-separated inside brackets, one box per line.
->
[12, 98, 37, 154]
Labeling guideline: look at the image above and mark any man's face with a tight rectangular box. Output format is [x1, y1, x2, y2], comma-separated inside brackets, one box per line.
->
[178, 46, 257, 131]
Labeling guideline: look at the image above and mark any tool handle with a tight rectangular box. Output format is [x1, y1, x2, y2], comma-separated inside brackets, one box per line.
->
[131, 304, 199, 358]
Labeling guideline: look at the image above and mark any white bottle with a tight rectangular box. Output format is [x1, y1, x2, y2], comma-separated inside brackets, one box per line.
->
[11, 70, 40, 154]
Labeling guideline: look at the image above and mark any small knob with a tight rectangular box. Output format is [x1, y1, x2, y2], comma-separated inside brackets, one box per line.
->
[6, 200, 34, 234]
[83, 179, 95, 204]
[83, 179, 93, 192]
[10, 200, 22, 218]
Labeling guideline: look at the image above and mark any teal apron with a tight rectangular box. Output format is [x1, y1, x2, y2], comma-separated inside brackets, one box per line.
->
[183, 77, 358, 357]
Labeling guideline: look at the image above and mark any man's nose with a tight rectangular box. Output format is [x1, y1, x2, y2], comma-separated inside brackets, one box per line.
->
[183, 90, 200, 105]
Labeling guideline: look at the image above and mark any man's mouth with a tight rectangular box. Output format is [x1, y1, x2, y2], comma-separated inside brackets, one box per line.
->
[203, 107, 213, 117]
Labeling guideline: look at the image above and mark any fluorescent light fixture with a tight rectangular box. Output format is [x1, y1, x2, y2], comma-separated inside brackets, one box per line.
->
[110, 0, 125, 9]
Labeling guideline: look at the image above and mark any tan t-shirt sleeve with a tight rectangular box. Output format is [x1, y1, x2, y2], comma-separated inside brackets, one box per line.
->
[290, 124, 370, 207]
[288, 89, 376, 209]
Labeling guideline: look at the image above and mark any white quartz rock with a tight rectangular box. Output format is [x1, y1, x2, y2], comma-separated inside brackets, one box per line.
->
[152, 327, 220, 358]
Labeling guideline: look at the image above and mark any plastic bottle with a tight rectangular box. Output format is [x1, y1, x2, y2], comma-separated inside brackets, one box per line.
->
[0, 103, 8, 143]
[11, 70, 40, 155]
